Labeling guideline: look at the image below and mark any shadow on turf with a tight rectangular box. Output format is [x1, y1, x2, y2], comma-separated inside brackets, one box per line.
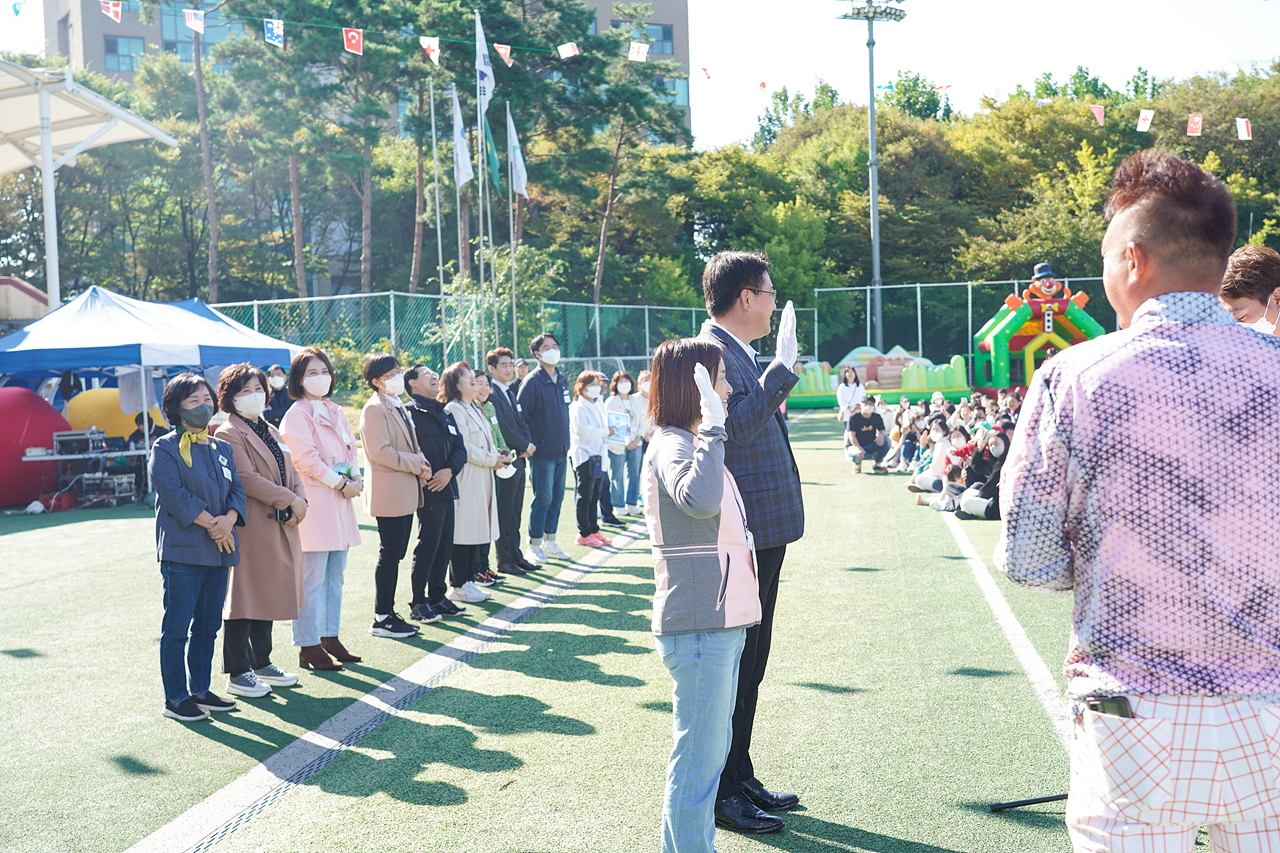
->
[752, 813, 968, 853]
[1, 648, 42, 658]
[949, 667, 1014, 678]
[792, 682, 865, 695]
[956, 801, 1064, 829]
[466, 629, 649, 687]
[111, 755, 165, 775]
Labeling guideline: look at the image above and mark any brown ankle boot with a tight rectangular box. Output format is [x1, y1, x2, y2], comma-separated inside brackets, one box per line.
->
[321, 636, 362, 663]
[299, 644, 342, 671]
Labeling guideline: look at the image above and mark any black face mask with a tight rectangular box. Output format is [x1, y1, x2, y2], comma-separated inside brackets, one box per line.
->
[180, 403, 214, 430]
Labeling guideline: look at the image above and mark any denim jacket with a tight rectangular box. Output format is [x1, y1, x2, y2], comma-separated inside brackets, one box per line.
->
[149, 431, 247, 567]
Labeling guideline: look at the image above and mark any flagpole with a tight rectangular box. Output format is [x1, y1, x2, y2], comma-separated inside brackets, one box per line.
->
[507, 101, 517, 351]
[430, 77, 444, 293]
[475, 20, 487, 351]
[452, 84, 463, 291]
[487, 187, 497, 342]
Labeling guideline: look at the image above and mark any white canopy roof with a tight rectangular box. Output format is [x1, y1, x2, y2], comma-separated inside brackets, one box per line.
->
[0, 59, 178, 178]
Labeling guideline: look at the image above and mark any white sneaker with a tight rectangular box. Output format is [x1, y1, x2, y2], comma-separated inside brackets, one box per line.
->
[626, 505, 641, 516]
[448, 581, 491, 603]
[523, 545, 546, 566]
[543, 542, 571, 560]
[227, 671, 271, 698]
[253, 663, 298, 687]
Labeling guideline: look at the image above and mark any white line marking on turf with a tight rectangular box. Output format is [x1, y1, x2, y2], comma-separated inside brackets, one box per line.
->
[943, 513, 1072, 751]
[125, 526, 648, 853]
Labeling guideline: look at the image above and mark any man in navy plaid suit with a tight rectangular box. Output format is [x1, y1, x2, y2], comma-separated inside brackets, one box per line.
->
[697, 251, 805, 834]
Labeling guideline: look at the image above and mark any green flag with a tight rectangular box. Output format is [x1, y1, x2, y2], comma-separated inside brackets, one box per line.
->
[483, 116, 501, 189]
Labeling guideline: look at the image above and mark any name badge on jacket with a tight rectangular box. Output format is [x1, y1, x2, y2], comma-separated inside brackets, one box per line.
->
[221, 466, 232, 481]
[448, 425, 458, 435]
[516, 404, 523, 413]
[489, 416, 499, 425]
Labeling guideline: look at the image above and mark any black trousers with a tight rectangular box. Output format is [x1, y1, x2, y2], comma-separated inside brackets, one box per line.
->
[374, 514, 414, 614]
[494, 462, 526, 565]
[223, 618, 272, 675]
[718, 543, 787, 800]
[411, 500, 454, 606]
[450, 543, 488, 588]
[574, 461, 603, 537]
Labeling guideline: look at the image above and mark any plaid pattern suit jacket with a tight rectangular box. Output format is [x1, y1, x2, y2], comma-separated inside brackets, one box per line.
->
[697, 320, 804, 550]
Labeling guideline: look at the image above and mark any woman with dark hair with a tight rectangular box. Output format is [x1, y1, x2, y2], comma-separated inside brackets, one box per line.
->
[150, 372, 246, 722]
[569, 370, 614, 548]
[441, 361, 510, 603]
[359, 353, 430, 640]
[280, 346, 363, 671]
[605, 370, 645, 516]
[213, 363, 308, 698]
[643, 338, 760, 853]
[958, 430, 1010, 520]
[835, 364, 865, 422]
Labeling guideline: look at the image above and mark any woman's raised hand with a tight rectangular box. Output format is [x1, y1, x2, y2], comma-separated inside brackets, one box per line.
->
[693, 363, 726, 431]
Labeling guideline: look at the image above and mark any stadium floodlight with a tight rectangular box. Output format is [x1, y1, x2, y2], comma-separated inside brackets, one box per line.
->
[839, 0, 906, 352]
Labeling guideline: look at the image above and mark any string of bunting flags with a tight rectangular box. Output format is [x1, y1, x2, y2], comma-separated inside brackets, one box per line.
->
[1050, 100, 1258, 140]
[97, 0, 655, 66]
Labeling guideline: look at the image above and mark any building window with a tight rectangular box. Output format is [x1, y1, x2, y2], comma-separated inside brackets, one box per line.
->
[104, 36, 145, 72]
[611, 21, 674, 55]
[657, 77, 689, 107]
[121, 1, 140, 11]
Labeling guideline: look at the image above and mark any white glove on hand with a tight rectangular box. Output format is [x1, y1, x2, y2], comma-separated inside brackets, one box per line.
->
[693, 363, 726, 431]
[775, 299, 798, 369]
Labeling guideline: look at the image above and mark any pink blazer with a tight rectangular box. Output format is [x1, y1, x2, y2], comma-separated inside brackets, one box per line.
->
[280, 399, 361, 553]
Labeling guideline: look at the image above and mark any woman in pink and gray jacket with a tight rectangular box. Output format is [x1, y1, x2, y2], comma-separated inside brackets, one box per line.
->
[642, 338, 762, 853]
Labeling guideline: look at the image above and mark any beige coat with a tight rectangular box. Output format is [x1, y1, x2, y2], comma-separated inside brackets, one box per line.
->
[214, 415, 306, 621]
[445, 399, 501, 545]
[359, 392, 425, 518]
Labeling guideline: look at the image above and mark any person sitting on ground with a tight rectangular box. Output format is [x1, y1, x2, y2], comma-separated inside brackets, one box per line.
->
[917, 463, 966, 511]
[1218, 245, 1280, 332]
[947, 424, 974, 468]
[909, 415, 952, 492]
[845, 398, 888, 473]
[957, 430, 1009, 520]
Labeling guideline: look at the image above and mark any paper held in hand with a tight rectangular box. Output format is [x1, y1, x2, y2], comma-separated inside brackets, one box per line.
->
[608, 412, 630, 444]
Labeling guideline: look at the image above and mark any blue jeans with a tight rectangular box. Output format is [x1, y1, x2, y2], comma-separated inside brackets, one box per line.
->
[292, 549, 348, 647]
[159, 560, 229, 704]
[609, 445, 643, 508]
[655, 628, 747, 853]
[528, 455, 567, 540]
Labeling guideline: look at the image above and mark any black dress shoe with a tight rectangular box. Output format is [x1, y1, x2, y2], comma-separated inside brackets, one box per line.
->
[713, 793, 784, 834]
[741, 777, 800, 812]
[601, 516, 626, 527]
[515, 557, 538, 572]
[500, 562, 528, 575]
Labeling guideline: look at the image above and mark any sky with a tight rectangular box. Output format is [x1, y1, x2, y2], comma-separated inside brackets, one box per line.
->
[3, 0, 1279, 150]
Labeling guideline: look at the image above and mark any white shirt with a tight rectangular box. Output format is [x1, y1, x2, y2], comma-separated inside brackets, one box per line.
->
[569, 398, 610, 468]
[836, 383, 865, 416]
[710, 320, 758, 362]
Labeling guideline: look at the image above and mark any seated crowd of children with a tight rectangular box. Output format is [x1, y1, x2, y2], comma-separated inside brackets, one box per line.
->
[841, 386, 1020, 521]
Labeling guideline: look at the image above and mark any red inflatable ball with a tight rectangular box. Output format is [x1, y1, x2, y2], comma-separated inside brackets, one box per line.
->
[0, 386, 72, 509]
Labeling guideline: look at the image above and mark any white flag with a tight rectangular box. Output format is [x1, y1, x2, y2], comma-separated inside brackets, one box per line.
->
[475, 12, 493, 119]
[628, 41, 649, 62]
[507, 102, 528, 200]
[420, 36, 439, 65]
[183, 8, 203, 33]
[452, 87, 474, 187]
[1237, 118, 1253, 141]
[1136, 109, 1154, 133]
[557, 42, 580, 59]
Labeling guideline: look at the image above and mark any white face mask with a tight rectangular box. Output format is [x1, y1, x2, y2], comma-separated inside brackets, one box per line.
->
[234, 391, 267, 419]
[302, 374, 331, 398]
[640, 381, 651, 394]
[1252, 300, 1279, 334]
[860, 407, 874, 417]
[585, 385, 602, 400]
[539, 348, 561, 366]
[617, 381, 632, 395]
[914, 419, 925, 429]
[269, 375, 286, 390]
[990, 442, 1006, 458]
[381, 374, 405, 397]
[931, 430, 945, 442]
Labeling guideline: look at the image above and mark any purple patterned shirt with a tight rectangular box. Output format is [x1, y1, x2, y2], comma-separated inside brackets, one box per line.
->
[997, 291, 1280, 698]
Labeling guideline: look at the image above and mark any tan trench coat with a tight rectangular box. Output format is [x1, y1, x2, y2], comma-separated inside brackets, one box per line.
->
[214, 415, 306, 621]
[445, 399, 501, 545]
[359, 392, 425, 518]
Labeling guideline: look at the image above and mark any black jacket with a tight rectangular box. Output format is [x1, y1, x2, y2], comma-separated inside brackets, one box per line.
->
[405, 394, 467, 502]
[490, 380, 532, 467]
[264, 389, 292, 427]
[515, 367, 570, 459]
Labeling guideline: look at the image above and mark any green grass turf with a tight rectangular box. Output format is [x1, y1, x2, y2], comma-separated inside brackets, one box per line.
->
[0, 413, 1081, 853]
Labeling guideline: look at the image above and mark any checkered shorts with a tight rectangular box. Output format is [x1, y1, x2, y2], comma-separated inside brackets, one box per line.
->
[1068, 694, 1280, 852]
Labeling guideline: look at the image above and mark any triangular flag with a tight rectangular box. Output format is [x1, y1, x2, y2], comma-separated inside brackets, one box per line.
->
[1237, 118, 1253, 141]
[451, 87, 473, 187]
[264, 18, 284, 47]
[475, 12, 493, 118]
[420, 36, 439, 65]
[507, 102, 528, 200]
[100, 1, 120, 22]
[933, 84, 951, 91]
[1136, 109, 1154, 132]
[183, 9, 204, 34]
[1089, 105, 1104, 126]
[557, 42, 580, 59]
[759, 82, 767, 94]
[483, 116, 501, 189]
[342, 28, 362, 55]
[628, 42, 649, 62]
[12, 0, 27, 16]
[701, 67, 710, 79]
[1187, 114, 1202, 137]
[495, 44, 513, 67]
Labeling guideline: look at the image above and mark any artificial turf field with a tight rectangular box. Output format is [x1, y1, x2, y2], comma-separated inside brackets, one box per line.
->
[1, 410, 1163, 853]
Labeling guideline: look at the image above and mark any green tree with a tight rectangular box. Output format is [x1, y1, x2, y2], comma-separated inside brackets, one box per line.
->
[878, 70, 951, 121]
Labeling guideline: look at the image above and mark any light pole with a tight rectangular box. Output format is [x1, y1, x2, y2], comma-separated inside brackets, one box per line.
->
[840, 0, 905, 353]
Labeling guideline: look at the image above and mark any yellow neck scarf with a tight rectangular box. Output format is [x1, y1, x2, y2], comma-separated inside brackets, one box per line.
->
[178, 428, 210, 467]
